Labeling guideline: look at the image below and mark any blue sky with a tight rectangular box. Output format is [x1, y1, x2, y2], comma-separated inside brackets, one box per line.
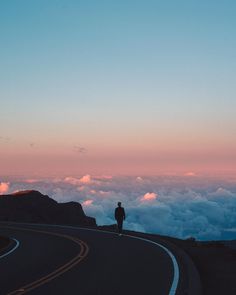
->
[0, 0, 236, 175]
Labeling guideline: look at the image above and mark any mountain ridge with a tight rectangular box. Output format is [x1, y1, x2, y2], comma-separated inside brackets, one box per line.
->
[0, 190, 96, 227]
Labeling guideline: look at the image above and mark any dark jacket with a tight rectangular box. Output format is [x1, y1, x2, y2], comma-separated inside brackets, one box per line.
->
[115, 207, 125, 221]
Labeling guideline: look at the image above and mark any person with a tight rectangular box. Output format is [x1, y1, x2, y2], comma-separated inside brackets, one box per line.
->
[114, 202, 126, 236]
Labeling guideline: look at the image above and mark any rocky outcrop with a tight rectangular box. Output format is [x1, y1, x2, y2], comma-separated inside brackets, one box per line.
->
[0, 190, 96, 227]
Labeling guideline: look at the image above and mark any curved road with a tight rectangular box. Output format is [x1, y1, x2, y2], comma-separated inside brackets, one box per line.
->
[0, 223, 181, 295]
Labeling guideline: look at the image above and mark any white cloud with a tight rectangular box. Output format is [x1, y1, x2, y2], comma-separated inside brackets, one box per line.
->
[79, 174, 92, 184]
[140, 192, 157, 202]
[0, 182, 10, 194]
[64, 175, 94, 185]
[209, 187, 234, 198]
[82, 199, 93, 206]
[64, 177, 81, 185]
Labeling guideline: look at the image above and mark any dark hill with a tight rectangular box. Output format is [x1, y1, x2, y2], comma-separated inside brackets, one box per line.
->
[0, 190, 96, 227]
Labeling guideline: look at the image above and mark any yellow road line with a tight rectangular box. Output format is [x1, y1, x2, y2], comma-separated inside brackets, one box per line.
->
[1, 225, 89, 295]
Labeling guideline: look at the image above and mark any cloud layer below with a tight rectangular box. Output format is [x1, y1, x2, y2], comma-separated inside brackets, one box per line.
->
[0, 182, 10, 194]
[2, 175, 236, 241]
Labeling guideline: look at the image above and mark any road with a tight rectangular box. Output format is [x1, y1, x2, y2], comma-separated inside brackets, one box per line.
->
[0, 223, 181, 295]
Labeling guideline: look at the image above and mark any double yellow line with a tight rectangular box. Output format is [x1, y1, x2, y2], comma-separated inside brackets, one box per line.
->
[2, 226, 89, 295]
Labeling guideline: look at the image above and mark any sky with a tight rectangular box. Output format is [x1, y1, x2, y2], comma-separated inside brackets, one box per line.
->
[1, 0, 236, 176]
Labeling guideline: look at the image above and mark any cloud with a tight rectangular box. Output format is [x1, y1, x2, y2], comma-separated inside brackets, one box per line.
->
[64, 177, 81, 185]
[0, 182, 10, 194]
[64, 175, 93, 185]
[24, 179, 39, 183]
[82, 199, 93, 206]
[94, 175, 113, 180]
[184, 172, 196, 176]
[136, 176, 143, 182]
[79, 174, 92, 184]
[208, 187, 234, 198]
[5, 175, 236, 241]
[141, 192, 157, 202]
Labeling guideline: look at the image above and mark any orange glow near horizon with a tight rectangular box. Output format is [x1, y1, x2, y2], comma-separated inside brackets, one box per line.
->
[0, 132, 236, 177]
[0, 151, 236, 177]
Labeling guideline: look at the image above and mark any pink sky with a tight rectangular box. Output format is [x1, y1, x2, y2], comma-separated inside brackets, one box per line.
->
[0, 142, 235, 176]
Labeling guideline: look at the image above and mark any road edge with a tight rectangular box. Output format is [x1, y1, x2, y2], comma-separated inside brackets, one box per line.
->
[141, 234, 202, 295]
[0, 237, 19, 259]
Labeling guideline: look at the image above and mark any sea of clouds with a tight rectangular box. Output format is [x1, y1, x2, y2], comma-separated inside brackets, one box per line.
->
[1, 174, 236, 241]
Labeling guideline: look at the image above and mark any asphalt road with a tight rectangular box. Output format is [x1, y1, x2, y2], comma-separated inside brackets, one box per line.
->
[0, 223, 180, 295]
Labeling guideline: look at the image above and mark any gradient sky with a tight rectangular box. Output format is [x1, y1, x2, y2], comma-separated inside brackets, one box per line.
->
[1, 0, 236, 176]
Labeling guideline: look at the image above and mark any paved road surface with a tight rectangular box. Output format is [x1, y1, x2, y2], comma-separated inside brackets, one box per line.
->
[0, 223, 180, 295]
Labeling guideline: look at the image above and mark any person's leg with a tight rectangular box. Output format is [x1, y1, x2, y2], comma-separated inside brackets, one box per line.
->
[117, 221, 120, 233]
[118, 220, 123, 234]
[120, 220, 123, 233]
[117, 220, 120, 233]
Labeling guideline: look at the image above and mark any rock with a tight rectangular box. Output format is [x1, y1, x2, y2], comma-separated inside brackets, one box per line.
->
[0, 190, 96, 227]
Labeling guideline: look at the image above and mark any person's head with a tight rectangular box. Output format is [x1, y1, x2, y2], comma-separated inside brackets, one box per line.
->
[117, 202, 121, 207]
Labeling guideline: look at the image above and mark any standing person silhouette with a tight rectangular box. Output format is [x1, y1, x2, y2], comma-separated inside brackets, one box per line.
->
[115, 202, 126, 236]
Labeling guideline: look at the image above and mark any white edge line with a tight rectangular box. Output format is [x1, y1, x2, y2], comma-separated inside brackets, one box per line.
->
[75, 227, 180, 295]
[4, 222, 179, 295]
[124, 234, 179, 295]
[0, 238, 20, 259]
